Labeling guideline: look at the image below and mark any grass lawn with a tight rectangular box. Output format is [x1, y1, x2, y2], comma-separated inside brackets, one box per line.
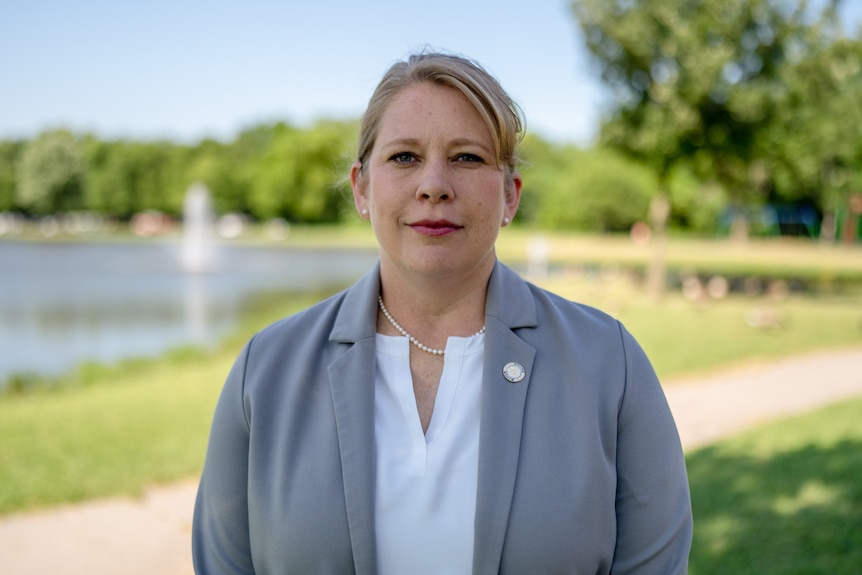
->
[0, 353, 230, 513]
[534, 273, 862, 380]
[687, 396, 862, 574]
[0, 294, 321, 515]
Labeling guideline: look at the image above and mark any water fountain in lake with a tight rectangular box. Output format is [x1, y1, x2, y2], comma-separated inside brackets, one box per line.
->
[181, 183, 216, 273]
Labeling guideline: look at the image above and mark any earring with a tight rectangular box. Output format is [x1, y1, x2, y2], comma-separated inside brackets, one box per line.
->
[361, 209, 369, 218]
[503, 217, 511, 226]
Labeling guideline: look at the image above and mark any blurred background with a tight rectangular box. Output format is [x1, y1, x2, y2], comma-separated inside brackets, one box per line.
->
[1, 1, 861, 573]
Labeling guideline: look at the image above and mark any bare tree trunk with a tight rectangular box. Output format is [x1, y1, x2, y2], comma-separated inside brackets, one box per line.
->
[647, 194, 670, 301]
[730, 211, 750, 242]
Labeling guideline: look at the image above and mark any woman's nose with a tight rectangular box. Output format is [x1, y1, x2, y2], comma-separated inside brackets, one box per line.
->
[415, 160, 453, 203]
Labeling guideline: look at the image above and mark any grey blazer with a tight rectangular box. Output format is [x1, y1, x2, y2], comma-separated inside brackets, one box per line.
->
[193, 261, 692, 574]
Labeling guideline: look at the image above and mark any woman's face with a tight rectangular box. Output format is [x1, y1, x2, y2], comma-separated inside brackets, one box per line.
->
[351, 82, 521, 283]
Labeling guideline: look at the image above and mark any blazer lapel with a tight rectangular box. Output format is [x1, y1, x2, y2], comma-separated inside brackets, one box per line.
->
[328, 266, 381, 575]
[325, 262, 538, 575]
[473, 263, 538, 575]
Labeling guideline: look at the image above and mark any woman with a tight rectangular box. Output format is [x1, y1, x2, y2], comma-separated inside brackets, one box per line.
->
[193, 51, 692, 574]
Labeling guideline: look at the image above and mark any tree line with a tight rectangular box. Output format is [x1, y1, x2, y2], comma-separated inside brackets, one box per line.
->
[0, 120, 360, 226]
[0, 125, 676, 233]
[0, 119, 854, 238]
[1, 0, 859, 238]
[570, 0, 862, 239]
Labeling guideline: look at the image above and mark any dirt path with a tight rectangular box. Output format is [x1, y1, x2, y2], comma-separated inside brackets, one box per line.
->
[2, 346, 861, 575]
[665, 347, 862, 450]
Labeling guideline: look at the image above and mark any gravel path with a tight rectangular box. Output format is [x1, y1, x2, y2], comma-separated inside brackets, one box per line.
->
[2, 346, 861, 575]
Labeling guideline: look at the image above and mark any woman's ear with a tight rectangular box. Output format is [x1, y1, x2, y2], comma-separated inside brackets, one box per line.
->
[503, 171, 523, 224]
[351, 161, 370, 219]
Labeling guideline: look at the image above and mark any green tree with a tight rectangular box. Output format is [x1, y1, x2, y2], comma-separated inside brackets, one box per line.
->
[247, 120, 356, 223]
[83, 138, 134, 216]
[764, 34, 862, 218]
[186, 139, 246, 215]
[570, 0, 852, 207]
[130, 142, 187, 215]
[517, 133, 575, 226]
[83, 139, 189, 218]
[572, 0, 811, 187]
[16, 130, 86, 214]
[0, 140, 24, 212]
[570, 0, 862, 292]
[532, 146, 656, 232]
[659, 160, 729, 234]
[246, 123, 301, 220]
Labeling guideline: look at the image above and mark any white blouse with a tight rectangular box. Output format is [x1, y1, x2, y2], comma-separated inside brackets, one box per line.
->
[373, 332, 485, 575]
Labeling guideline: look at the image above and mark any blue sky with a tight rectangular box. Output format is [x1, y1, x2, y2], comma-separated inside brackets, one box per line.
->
[1, 1, 859, 146]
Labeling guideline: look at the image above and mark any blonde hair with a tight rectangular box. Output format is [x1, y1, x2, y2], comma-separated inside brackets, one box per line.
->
[355, 50, 524, 178]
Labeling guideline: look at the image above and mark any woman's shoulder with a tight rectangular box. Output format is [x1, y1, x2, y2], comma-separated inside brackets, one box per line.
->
[490, 262, 626, 343]
[248, 288, 350, 350]
[525, 280, 622, 329]
[516, 277, 650, 368]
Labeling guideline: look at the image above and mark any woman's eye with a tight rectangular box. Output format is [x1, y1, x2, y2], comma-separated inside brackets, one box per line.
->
[390, 152, 416, 164]
[455, 153, 484, 164]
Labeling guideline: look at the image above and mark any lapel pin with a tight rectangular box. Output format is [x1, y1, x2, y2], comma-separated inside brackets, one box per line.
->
[502, 362, 526, 383]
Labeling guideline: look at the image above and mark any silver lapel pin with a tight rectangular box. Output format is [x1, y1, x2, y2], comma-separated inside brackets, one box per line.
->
[502, 362, 526, 383]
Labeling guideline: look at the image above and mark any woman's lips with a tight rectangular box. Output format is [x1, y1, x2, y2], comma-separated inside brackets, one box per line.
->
[409, 220, 462, 236]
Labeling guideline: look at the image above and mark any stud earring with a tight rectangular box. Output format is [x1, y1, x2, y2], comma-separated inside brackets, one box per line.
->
[503, 217, 511, 226]
[361, 209, 369, 218]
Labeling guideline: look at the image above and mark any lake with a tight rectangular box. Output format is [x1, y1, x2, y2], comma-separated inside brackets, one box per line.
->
[0, 240, 378, 385]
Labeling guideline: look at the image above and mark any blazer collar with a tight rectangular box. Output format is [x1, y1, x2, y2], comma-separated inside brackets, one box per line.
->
[330, 262, 382, 345]
[330, 260, 537, 341]
[328, 260, 538, 575]
[485, 261, 538, 329]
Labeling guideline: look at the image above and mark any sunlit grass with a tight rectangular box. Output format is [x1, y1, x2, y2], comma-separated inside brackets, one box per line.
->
[0, 355, 229, 512]
[687, 396, 862, 574]
[535, 272, 861, 380]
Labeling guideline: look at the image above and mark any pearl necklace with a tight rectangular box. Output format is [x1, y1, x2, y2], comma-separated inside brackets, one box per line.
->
[378, 295, 485, 356]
